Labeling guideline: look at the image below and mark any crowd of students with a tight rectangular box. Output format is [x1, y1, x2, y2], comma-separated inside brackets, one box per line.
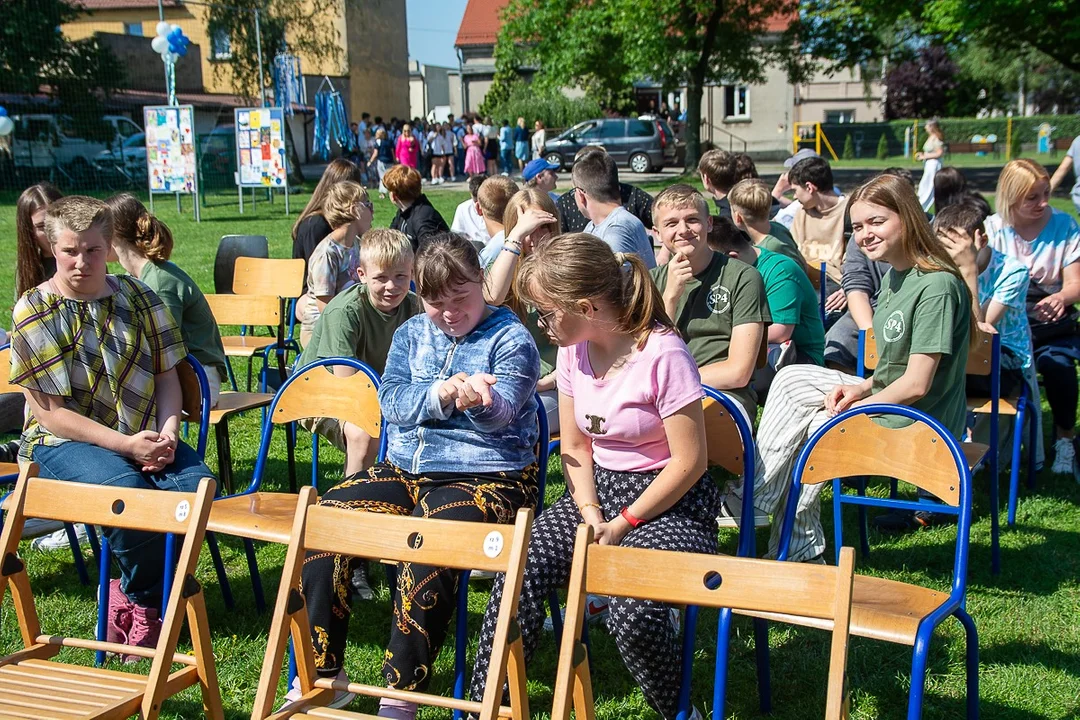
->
[4, 132, 1080, 718]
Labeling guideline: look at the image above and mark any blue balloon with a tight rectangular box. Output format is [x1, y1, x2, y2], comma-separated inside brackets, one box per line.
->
[0, 107, 7, 117]
[176, 45, 188, 57]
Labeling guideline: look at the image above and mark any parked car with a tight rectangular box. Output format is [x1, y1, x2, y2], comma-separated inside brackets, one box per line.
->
[542, 116, 677, 173]
[92, 132, 147, 180]
[11, 114, 143, 172]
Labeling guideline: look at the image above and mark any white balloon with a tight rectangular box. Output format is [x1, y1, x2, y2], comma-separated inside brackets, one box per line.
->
[151, 35, 169, 54]
[156, 21, 170, 37]
[170, 24, 181, 35]
[0, 116, 13, 137]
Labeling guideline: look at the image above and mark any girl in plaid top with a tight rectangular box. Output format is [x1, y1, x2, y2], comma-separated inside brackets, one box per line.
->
[9, 196, 216, 662]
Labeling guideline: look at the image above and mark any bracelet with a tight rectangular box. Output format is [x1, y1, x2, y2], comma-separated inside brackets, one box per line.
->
[578, 502, 601, 514]
[502, 244, 521, 256]
[620, 506, 646, 528]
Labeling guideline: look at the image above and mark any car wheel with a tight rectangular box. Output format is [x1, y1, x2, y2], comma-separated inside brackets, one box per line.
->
[630, 153, 652, 174]
[544, 152, 563, 171]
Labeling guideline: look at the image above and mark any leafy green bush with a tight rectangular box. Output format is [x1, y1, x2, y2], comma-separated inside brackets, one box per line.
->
[481, 82, 603, 131]
[842, 134, 855, 160]
[876, 134, 890, 160]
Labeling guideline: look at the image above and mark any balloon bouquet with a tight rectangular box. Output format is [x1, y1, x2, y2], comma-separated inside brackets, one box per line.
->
[0, 106, 12, 138]
[150, 22, 191, 105]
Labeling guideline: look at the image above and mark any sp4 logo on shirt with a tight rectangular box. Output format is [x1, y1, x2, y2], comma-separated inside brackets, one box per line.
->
[883, 310, 906, 343]
[706, 285, 731, 315]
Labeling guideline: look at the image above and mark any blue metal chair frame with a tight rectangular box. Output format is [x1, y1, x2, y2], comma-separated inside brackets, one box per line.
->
[768, 404, 979, 720]
[817, 261, 828, 324]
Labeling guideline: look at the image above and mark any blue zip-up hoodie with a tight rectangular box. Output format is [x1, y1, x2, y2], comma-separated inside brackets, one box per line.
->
[378, 305, 541, 475]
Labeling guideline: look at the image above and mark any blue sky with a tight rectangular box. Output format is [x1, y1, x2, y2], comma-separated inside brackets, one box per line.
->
[406, 0, 470, 69]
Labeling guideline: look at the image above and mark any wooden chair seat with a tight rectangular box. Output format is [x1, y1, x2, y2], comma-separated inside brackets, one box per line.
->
[740, 573, 945, 646]
[209, 391, 274, 425]
[208, 492, 306, 544]
[0, 462, 19, 480]
[222, 335, 278, 357]
[963, 442, 989, 469]
[0, 658, 174, 718]
[967, 396, 1019, 415]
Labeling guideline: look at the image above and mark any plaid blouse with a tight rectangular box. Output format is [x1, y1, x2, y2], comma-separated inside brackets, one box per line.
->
[10, 275, 187, 460]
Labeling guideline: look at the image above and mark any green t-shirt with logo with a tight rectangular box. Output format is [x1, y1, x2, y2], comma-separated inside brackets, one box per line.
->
[139, 260, 228, 381]
[296, 283, 419, 376]
[650, 252, 771, 415]
[872, 267, 969, 436]
[753, 247, 825, 365]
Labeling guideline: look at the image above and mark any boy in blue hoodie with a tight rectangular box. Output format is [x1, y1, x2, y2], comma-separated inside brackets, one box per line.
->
[289, 232, 541, 717]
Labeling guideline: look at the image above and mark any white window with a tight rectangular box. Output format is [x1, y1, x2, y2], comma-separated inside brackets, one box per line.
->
[211, 28, 232, 60]
[826, 109, 856, 124]
[724, 85, 750, 120]
[123, 22, 143, 36]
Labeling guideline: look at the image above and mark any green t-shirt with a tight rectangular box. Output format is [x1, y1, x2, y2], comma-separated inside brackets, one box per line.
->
[769, 221, 796, 247]
[872, 267, 970, 436]
[753, 248, 825, 365]
[296, 283, 419, 375]
[523, 309, 559, 377]
[650, 251, 771, 414]
[138, 261, 228, 380]
[758, 234, 805, 270]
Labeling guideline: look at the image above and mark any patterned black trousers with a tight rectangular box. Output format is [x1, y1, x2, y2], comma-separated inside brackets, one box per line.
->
[468, 465, 720, 720]
[300, 460, 537, 691]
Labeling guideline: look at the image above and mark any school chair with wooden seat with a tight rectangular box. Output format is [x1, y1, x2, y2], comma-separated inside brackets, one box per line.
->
[749, 404, 980, 720]
[215, 234, 269, 294]
[806, 261, 828, 324]
[206, 357, 383, 612]
[0, 466, 223, 719]
[251, 488, 535, 720]
[231, 257, 306, 390]
[552, 525, 856, 720]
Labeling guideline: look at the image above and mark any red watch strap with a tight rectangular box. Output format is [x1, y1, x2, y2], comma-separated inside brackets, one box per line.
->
[620, 506, 645, 528]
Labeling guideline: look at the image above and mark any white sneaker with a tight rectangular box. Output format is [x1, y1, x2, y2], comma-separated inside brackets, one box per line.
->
[716, 497, 770, 529]
[277, 670, 355, 712]
[20, 518, 63, 540]
[1051, 438, 1075, 476]
[543, 594, 610, 632]
[31, 524, 89, 550]
[469, 569, 497, 581]
[689, 707, 704, 720]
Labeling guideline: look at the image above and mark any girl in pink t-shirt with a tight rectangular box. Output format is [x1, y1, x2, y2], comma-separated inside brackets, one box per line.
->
[469, 233, 719, 720]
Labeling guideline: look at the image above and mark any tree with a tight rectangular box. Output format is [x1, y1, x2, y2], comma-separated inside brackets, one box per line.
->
[0, 0, 124, 141]
[842, 133, 855, 159]
[884, 46, 958, 119]
[493, 0, 806, 170]
[876, 134, 889, 160]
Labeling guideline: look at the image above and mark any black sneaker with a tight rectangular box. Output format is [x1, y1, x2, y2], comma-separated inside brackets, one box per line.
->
[350, 562, 374, 602]
[0, 440, 20, 464]
[872, 511, 918, 533]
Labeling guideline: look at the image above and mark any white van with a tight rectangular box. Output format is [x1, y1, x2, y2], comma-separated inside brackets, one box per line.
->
[11, 114, 143, 171]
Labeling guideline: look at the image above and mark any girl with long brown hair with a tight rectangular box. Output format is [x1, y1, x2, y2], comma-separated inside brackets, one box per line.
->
[469, 232, 718, 720]
[292, 157, 362, 284]
[15, 182, 63, 298]
[734, 173, 973, 561]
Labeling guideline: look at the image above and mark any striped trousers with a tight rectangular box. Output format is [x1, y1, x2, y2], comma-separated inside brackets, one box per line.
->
[728, 364, 864, 562]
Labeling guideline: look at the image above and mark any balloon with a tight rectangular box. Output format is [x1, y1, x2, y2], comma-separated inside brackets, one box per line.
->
[156, 21, 170, 37]
[176, 44, 187, 57]
[170, 24, 181, 36]
[151, 35, 169, 54]
[0, 117, 13, 137]
[0, 106, 7, 117]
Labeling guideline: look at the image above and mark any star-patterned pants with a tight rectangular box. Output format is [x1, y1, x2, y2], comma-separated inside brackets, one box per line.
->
[300, 460, 537, 691]
[469, 465, 720, 720]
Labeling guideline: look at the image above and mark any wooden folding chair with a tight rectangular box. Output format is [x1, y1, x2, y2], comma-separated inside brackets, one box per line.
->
[251, 488, 534, 720]
[0, 465, 223, 719]
[231, 257, 306, 388]
[0, 345, 22, 483]
[806, 261, 828, 324]
[551, 525, 856, 720]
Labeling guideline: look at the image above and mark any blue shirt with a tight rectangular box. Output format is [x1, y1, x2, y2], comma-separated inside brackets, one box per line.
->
[977, 249, 1032, 369]
[584, 206, 657, 268]
[499, 126, 512, 151]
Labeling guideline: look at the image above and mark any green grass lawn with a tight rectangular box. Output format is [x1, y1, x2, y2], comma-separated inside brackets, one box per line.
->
[0, 186, 1078, 719]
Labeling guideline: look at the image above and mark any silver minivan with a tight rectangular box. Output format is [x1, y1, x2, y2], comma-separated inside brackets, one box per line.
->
[542, 116, 677, 173]
[11, 114, 143, 171]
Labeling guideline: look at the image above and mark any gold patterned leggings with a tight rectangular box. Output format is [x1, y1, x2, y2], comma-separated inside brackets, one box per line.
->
[299, 460, 537, 691]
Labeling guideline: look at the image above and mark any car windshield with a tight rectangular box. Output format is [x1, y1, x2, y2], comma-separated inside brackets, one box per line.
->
[124, 133, 145, 148]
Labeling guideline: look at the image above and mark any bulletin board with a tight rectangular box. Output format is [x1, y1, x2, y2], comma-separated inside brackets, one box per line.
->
[143, 105, 197, 194]
[234, 107, 288, 188]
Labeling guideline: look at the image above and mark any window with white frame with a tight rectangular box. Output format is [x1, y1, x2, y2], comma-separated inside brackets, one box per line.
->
[724, 85, 750, 120]
[123, 22, 143, 36]
[211, 28, 232, 60]
[825, 109, 856, 124]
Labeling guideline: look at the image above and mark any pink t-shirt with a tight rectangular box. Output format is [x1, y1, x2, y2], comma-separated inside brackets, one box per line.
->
[556, 328, 704, 473]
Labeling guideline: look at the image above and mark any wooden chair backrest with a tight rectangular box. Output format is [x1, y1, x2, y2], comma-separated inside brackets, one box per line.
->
[252, 490, 533, 720]
[806, 261, 823, 291]
[176, 356, 205, 421]
[233, 257, 306, 299]
[800, 412, 962, 506]
[204, 293, 282, 327]
[0, 346, 18, 396]
[702, 394, 745, 476]
[860, 330, 879, 373]
[271, 363, 381, 438]
[551, 524, 855, 720]
[0, 465, 222, 718]
[965, 331, 993, 377]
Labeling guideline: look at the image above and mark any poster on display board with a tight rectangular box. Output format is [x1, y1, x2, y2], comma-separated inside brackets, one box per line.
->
[143, 105, 200, 222]
[234, 107, 288, 188]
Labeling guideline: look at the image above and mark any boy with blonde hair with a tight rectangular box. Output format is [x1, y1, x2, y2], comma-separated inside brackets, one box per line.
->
[476, 175, 520, 265]
[728, 178, 804, 270]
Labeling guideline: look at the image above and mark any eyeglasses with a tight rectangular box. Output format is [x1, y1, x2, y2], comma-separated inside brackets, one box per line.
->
[530, 306, 559, 326]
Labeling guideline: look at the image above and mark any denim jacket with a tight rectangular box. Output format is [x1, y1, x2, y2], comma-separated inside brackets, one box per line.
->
[378, 306, 541, 474]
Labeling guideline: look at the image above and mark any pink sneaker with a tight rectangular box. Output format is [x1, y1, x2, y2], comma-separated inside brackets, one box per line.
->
[123, 603, 162, 664]
[105, 578, 133, 645]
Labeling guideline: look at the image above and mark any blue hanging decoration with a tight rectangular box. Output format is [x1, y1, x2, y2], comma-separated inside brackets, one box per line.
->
[164, 55, 177, 105]
[312, 77, 355, 160]
[273, 53, 303, 116]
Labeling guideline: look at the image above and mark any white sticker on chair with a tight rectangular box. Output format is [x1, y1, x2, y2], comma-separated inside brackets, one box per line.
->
[483, 530, 504, 558]
[175, 500, 191, 523]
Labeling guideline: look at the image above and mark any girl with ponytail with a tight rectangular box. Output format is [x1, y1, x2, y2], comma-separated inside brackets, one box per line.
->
[469, 232, 718, 720]
[106, 194, 228, 407]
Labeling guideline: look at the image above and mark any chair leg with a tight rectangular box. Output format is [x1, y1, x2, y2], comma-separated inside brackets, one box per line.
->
[712, 608, 734, 720]
[857, 478, 871, 558]
[66, 523, 90, 586]
[907, 626, 934, 720]
[955, 609, 980, 720]
[286, 420, 298, 494]
[1008, 405, 1024, 527]
[246, 356, 254, 393]
[225, 358, 239, 392]
[85, 523, 100, 564]
[753, 618, 772, 714]
[1026, 397, 1038, 490]
[889, 478, 899, 499]
[243, 537, 266, 613]
[207, 532, 235, 610]
[453, 571, 471, 720]
[214, 421, 234, 495]
[95, 535, 111, 667]
[675, 605, 700, 720]
[162, 532, 175, 616]
[548, 590, 564, 642]
[987, 447, 1001, 576]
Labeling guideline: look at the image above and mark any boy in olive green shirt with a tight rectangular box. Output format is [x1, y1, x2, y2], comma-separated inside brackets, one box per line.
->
[297, 229, 418, 476]
[649, 184, 771, 420]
